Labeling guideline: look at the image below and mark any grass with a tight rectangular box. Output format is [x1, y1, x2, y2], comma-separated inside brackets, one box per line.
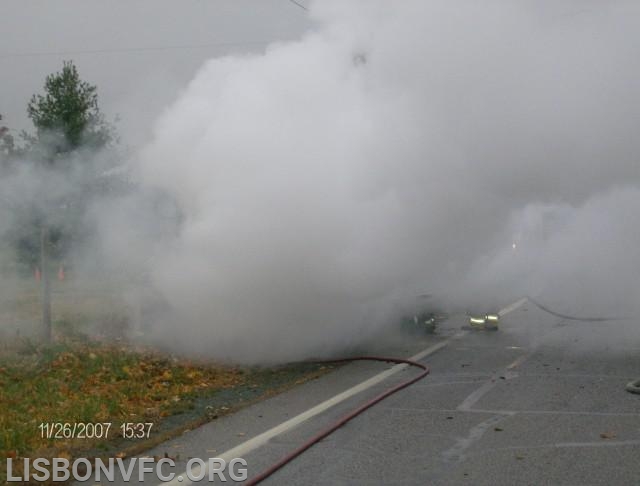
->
[0, 275, 131, 344]
[0, 339, 243, 469]
[0, 277, 333, 484]
[0, 338, 331, 484]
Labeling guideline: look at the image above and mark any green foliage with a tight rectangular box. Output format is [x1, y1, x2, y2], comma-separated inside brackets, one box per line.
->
[26, 60, 115, 156]
[3, 206, 70, 270]
[0, 113, 16, 169]
[2, 61, 123, 269]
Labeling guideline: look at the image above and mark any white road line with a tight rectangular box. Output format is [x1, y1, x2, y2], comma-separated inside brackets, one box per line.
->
[455, 298, 529, 412]
[506, 353, 529, 370]
[160, 333, 463, 486]
[388, 407, 640, 417]
[477, 440, 640, 454]
[408, 380, 484, 388]
[498, 297, 528, 317]
[442, 414, 510, 462]
[457, 356, 525, 411]
[554, 440, 640, 448]
[457, 381, 498, 412]
[468, 409, 640, 417]
[164, 297, 527, 484]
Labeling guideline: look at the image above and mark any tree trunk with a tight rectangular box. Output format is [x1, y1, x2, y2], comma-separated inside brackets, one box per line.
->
[41, 226, 51, 342]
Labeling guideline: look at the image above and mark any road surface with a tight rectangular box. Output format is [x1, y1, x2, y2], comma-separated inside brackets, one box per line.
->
[81, 299, 640, 485]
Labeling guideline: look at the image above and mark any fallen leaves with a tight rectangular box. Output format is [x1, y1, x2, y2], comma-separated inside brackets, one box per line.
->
[0, 340, 246, 464]
[0, 339, 328, 484]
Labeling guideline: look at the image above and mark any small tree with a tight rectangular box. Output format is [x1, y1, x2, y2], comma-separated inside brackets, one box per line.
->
[20, 61, 118, 341]
[0, 113, 16, 168]
[12, 61, 117, 273]
[26, 60, 115, 156]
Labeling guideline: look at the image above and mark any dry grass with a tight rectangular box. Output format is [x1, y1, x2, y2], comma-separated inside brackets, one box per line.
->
[0, 277, 328, 484]
[0, 339, 249, 483]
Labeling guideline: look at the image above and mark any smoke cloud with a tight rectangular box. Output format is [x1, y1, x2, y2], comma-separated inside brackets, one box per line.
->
[94, 1, 640, 362]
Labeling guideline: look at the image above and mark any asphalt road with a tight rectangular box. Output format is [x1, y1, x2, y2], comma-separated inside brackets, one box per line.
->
[84, 300, 640, 485]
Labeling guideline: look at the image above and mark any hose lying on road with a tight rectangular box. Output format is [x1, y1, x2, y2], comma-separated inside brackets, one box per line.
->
[244, 356, 430, 486]
[527, 297, 639, 395]
[527, 296, 625, 322]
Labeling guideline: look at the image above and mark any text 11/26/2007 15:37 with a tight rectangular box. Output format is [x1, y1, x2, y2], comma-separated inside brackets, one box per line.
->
[38, 422, 153, 439]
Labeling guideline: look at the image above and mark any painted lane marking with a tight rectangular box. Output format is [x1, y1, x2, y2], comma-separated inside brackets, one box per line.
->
[471, 439, 640, 457]
[498, 297, 528, 317]
[160, 333, 465, 486]
[388, 407, 640, 417]
[442, 414, 513, 462]
[454, 296, 531, 414]
[455, 297, 530, 411]
[506, 353, 530, 370]
[164, 296, 528, 485]
[457, 380, 499, 412]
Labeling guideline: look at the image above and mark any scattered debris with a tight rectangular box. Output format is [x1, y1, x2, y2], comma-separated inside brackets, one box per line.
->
[626, 378, 640, 395]
[464, 314, 499, 331]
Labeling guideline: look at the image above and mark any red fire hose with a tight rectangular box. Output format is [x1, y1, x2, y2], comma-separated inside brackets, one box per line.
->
[244, 356, 430, 485]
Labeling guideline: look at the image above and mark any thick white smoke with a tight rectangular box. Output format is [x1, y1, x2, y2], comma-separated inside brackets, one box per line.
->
[110, 1, 640, 362]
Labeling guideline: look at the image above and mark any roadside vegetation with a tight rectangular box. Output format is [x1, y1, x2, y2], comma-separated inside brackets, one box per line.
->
[0, 304, 330, 484]
[0, 62, 333, 484]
